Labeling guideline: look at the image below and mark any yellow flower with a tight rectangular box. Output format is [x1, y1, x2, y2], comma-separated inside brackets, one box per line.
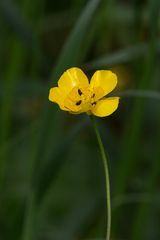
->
[49, 67, 119, 117]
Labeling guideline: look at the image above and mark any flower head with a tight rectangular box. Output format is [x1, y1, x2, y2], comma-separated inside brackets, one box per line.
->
[49, 67, 119, 117]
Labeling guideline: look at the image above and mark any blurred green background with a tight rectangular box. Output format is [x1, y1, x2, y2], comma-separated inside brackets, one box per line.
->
[0, 0, 160, 239]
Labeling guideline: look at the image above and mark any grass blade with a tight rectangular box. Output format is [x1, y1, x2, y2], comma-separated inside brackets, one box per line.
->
[32, 0, 102, 192]
[0, 39, 26, 183]
[113, 0, 160, 237]
[84, 41, 160, 69]
[130, 0, 160, 237]
[50, 0, 101, 81]
[118, 89, 160, 101]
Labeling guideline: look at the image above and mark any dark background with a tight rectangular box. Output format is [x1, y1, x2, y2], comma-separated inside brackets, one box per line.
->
[0, 0, 160, 239]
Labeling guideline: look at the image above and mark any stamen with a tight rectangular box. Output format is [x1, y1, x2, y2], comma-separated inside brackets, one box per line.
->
[92, 102, 96, 105]
[78, 89, 82, 96]
[76, 100, 82, 106]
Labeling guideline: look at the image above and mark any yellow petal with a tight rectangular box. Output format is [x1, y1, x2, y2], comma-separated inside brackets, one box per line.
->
[90, 70, 117, 98]
[48, 87, 68, 111]
[58, 67, 89, 96]
[91, 97, 119, 117]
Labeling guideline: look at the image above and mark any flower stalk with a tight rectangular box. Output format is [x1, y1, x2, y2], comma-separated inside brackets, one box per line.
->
[48, 67, 119, 240]
[90, 116, 111, 240]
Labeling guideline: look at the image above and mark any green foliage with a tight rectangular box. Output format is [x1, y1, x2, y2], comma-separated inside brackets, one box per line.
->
[0, 0, 160, 239]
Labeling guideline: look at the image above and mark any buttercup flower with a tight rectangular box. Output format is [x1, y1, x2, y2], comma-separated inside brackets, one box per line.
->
[49, 67, 119, 117]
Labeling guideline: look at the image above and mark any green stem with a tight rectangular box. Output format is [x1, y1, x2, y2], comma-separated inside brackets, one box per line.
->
[90, 116, 111, 240]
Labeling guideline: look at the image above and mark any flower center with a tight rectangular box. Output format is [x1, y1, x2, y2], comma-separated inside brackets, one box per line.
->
[64, 86, 104, 113]
[64, 86, 91, 112]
